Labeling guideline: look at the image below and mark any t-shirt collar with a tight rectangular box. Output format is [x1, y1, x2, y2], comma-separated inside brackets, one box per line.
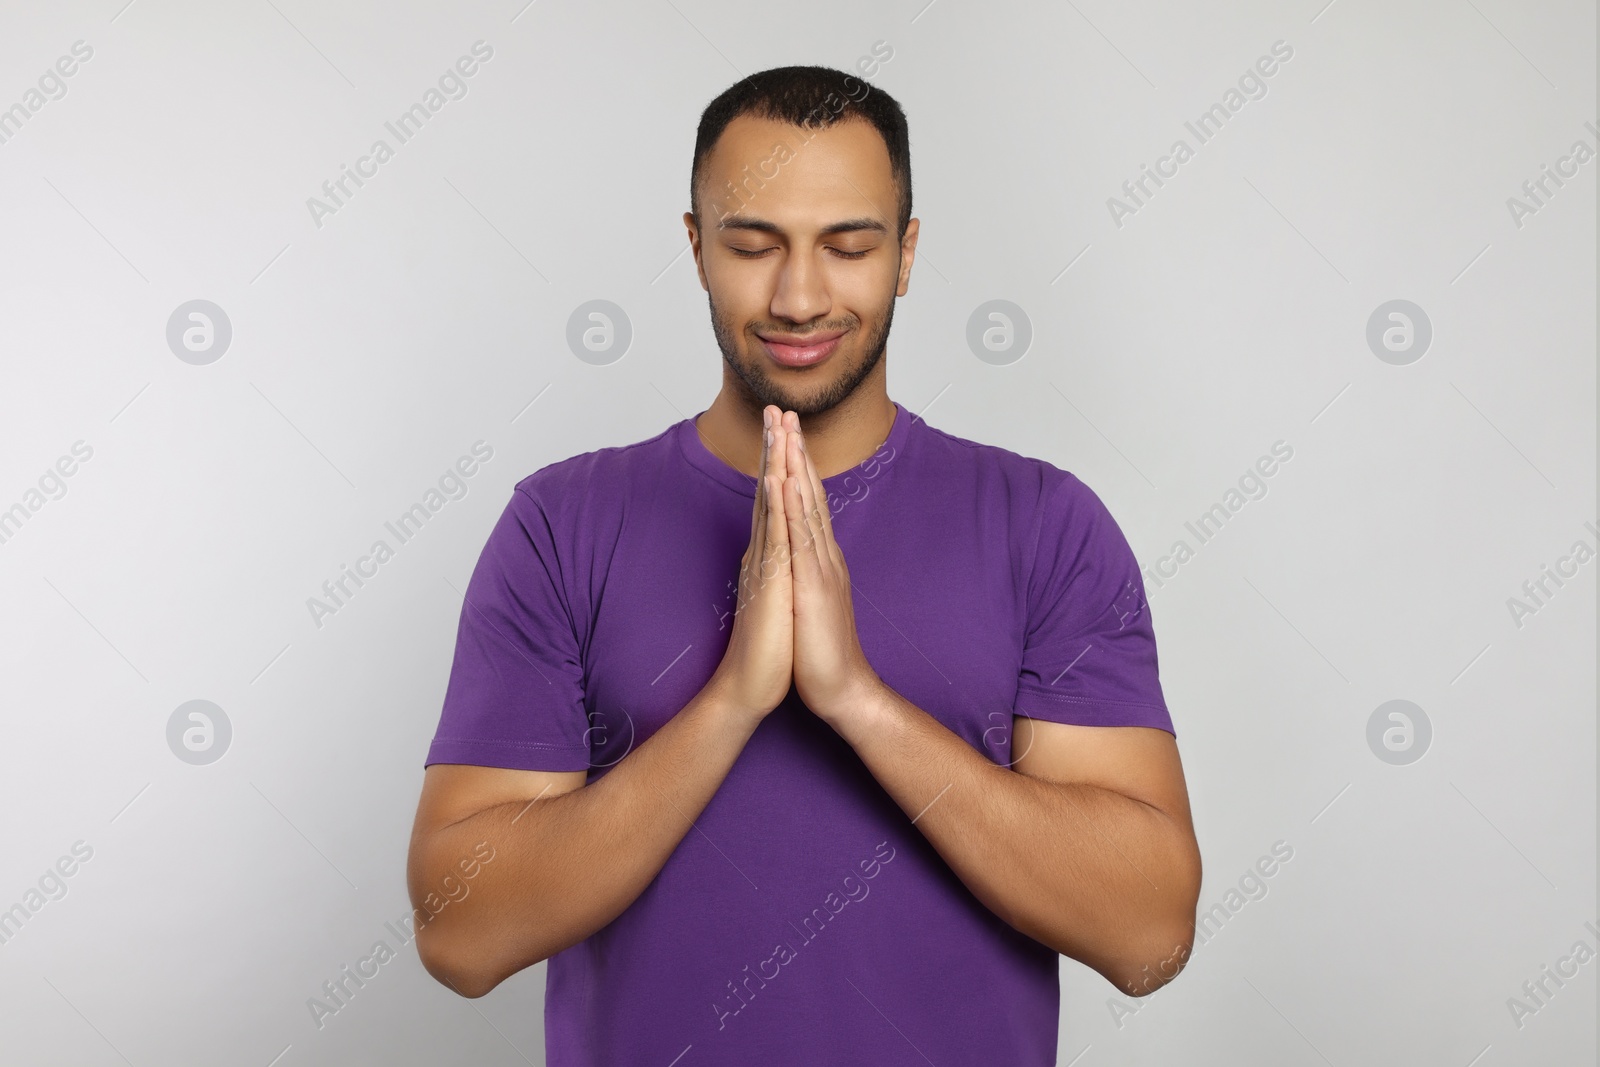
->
[677, 399, 914, 498]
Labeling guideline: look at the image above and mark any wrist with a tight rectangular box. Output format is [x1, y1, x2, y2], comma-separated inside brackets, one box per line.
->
[818, 669, 891, 734]
[700, 671, 771, 734]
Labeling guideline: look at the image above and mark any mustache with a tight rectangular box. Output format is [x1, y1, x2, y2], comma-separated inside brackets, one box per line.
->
[751, 325, 852, 337]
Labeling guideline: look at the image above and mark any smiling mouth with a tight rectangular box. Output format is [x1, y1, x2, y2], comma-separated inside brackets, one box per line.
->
[757, 330, 845, 368]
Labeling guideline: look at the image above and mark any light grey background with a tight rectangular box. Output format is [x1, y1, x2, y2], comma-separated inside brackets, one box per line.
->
[0, 0, 1593, 1064]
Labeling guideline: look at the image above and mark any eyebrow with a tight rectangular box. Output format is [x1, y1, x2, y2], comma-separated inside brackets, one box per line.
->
[716, 215, 889, 238]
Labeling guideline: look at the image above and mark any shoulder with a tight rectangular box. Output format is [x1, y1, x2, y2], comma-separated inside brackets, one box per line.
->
[909, 415, 1096, 513]
[509, 420, 679, 511]
[908, 416, 1130, 577]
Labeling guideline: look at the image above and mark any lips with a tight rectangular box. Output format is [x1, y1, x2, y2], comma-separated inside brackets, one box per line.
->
[758, 330, 845, 368]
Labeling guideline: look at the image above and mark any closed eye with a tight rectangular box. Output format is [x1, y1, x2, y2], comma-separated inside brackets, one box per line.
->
[729, 247, 871, 260]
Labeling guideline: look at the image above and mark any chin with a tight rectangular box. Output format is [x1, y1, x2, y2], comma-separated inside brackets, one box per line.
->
[742, 361, 845, 413]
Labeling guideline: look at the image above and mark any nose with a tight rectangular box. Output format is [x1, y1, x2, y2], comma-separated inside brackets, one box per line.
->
[769, 249, 830, 325]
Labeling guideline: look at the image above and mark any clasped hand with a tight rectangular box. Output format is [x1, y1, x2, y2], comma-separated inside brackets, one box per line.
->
[711, 405, 882, 727]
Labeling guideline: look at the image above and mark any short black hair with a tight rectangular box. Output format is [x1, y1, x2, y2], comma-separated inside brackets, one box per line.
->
[690, 65, 912, 240]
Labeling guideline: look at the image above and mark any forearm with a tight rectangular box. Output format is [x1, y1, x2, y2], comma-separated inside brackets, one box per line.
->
[416, 681, 761, 997]
[832, 679, 1200, 992]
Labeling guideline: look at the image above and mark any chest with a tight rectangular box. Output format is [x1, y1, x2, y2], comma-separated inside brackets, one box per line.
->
[572, 484, 1029, 772]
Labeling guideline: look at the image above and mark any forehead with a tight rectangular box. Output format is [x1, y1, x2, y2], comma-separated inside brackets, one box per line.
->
[701, 113, 895, 227]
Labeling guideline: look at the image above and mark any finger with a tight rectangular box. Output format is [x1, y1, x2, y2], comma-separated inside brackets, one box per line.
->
[767, 415, 793, 582]
[769, 408, 789, 499]
[762, 468, 792, 585]
[790, 414, 841, 570]
[745, 419, 768, 575]
[762, 413, 792, 584]
[751, 407, 770, 530]
[784, 473, 823, 586]
[786, 427, 824, 564]
[749, 421, 767, 552]
[742, 411, 777, 611]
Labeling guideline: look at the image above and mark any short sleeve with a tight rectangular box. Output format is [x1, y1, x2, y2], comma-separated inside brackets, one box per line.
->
[424, 486, 593, 771]
[1013, 474, 1174, 736]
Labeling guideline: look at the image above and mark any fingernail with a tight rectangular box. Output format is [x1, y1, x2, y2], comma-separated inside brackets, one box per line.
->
[763, 409, 771, 429]
[764, 428, 771, 447]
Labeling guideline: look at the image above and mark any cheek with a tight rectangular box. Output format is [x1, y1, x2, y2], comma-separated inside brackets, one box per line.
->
[831, 269, 891, 314]
[847, 280, 897, 332]
[708, 267, 771, 319]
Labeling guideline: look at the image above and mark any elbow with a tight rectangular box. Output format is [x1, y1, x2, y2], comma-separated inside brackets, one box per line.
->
[1110, 922, 1195, 997]
[415, 916, 562, 999]
[1040, 911, 1196, 996]
[416, 924, 501, 1000]
[1106, 858, 1203, 997]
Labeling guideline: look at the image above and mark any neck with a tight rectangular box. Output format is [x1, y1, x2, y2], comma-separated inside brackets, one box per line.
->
[693, 377, 896, 481]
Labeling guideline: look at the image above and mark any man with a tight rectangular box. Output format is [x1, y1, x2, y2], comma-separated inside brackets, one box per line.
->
[408, 65, 1201, 1065]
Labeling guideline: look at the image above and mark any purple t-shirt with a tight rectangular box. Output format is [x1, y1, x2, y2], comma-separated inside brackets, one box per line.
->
[425, 399, 1173, 1065]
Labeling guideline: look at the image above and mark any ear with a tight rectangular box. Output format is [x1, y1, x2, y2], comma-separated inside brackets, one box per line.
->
[682, 211, 710, 292]
[895, 217, 919, 297]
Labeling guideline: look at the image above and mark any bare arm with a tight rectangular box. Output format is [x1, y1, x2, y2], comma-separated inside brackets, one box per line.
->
[764, 406, 1201, 996]
[832, 689, 1202, 996]
[407, 679, 760, 998]
[408, 405, 804, 998]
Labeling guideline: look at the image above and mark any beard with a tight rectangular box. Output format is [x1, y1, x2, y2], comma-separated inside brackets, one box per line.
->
[708, 286, 896, 418]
